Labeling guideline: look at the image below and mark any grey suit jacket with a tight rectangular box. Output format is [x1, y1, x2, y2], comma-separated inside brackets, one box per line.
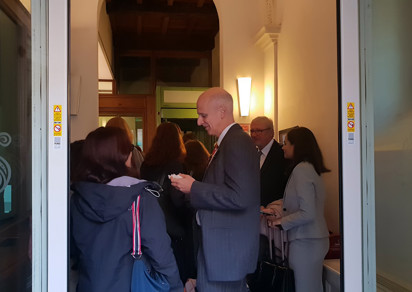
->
[281, 162, 329, 241]
[190, 124, 260, 282]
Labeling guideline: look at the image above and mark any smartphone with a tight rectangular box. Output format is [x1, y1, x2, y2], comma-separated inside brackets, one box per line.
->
[260, 210, 274, 216]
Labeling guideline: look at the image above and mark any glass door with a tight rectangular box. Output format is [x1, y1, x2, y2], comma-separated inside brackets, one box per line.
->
[361, 0, 412, 290]
[0, 1, 32, 290]
[1, 0, 69, 291]
[341, 0, 412, 291]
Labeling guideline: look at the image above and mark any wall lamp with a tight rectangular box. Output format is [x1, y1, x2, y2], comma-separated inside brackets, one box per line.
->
[237, 77, 252, 117]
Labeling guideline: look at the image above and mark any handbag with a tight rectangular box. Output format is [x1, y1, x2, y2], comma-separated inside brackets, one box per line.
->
[131, 195, 170, 292]
[249, 229, 295, 292]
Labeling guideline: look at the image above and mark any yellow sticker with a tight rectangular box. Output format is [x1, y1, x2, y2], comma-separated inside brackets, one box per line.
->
[54, 105, 62, 122]
[347, 102, 355, 120]
[53, 123, 62, 136]
[347, 120, 355, 132]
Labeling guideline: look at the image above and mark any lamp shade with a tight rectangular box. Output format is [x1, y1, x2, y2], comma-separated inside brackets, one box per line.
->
[237, 77, 252, 116]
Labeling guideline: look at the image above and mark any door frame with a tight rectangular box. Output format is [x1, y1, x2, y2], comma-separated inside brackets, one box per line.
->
[339, 0, 376, 291]
[45, 0, 69, 290]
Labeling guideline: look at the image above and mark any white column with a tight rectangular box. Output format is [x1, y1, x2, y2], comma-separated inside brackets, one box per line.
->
[340, 0, 364, 290]
[48, 0, 69, 290]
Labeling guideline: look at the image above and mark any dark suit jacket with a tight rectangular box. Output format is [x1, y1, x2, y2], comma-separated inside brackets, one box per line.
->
[190, 124, 260, 282]
[260, 140, 287, 206]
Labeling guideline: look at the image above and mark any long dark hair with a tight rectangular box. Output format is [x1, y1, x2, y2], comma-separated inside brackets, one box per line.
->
[144, 122, 186, 166]
[287, 127, 330, 175]
[184, 139, 210, 181]
[72, 127, 134, 183]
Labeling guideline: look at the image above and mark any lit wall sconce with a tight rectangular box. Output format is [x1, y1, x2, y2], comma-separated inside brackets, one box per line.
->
[237, 77, 252, 117]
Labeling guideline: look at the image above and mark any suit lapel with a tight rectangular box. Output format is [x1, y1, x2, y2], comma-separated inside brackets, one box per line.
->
[202, 124, 240, 181]
[260, 141, 275, 174]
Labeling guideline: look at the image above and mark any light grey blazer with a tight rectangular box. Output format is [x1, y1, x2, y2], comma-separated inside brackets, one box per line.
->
[281, 162, 329, 241]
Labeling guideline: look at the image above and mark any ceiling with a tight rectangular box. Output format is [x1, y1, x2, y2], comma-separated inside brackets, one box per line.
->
[106, 0, 220, 53]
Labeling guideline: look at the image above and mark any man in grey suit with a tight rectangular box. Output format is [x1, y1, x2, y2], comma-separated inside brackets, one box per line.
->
[171, 87, 260, 292]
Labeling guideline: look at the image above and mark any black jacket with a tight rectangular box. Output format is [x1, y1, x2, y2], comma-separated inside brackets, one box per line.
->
[260, 140, 288, 206]
[140, 160, 191, 238]
[70, 177, 182, 292]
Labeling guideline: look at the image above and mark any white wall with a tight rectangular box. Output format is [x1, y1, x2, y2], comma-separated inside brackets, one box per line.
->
[98, 4, 113, 70]
[263, 42, 276, 126]
[70, 0, 103, 141]
[214, 0, 266, 124]
[277, 0, 339, 234]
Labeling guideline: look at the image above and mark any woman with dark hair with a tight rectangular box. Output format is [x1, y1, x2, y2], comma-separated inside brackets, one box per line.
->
[265, 127, 330, 292]
[70, 127, 182, 292]
[106, 116, 144, 175]
[184, 139, 210, 181]
[140, 122, 196, 284]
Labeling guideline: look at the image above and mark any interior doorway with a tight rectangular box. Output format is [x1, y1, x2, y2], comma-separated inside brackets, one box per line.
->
[99, 116, 144, 151]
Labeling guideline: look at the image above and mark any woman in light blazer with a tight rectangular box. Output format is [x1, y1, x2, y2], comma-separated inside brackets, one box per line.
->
[267, 127, 330, 292]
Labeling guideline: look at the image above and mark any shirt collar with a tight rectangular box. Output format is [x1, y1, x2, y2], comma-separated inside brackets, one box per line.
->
[260, 139, 274, 157]
[217, 123, 236, 146]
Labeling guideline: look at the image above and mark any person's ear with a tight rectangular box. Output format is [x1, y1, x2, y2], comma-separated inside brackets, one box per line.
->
[218, 106, 225, 119]
[125, 152, 132, 168]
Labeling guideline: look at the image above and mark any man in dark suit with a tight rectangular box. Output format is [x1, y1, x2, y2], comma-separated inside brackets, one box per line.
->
[250, 116, 287, 207]
[171, 88, 260, 292]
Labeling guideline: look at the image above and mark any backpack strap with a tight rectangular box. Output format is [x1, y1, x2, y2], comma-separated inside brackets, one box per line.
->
[131, 195, 142, 258]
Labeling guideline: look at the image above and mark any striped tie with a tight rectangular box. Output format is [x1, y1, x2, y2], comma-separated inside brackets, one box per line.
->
[208, 143, 219, 166]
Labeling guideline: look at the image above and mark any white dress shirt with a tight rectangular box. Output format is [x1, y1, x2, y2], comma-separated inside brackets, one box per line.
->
[259, 139, 274, 169]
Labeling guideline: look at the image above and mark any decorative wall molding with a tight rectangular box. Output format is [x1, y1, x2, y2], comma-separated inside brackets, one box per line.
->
[254, 26, 280, 51]
[264, 0, 284, 28]
[265, 0, 275, 26]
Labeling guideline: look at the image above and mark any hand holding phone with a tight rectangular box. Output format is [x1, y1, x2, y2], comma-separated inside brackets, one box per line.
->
[260, 209, 275, 216]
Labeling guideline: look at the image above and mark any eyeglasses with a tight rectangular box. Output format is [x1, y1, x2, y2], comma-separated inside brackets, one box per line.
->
[250, 128, 271, 134]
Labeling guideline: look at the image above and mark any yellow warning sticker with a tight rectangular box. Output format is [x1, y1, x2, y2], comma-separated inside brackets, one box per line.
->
[54, 105, 62, 122]
[53, 105, 62, 137]
[347, 102, 355, 120]
[54, 123, 62, 136]
[347, 120, 355, 132]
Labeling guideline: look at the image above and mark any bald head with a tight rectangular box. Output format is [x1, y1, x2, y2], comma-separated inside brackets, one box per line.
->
[197, 87, 235, 137]
[250, 116, 274, 150]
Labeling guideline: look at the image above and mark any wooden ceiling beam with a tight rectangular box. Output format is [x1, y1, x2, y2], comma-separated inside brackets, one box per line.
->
[108, 3, 216, 15]
[115, 34, 215, 51]
[186, 17, 197, 36]
[197, 0, 205, 8]
[161, 16, 170, 35]
[118, 50, 210, 59]
[137, 15, 143, 35]
[167, 0, 174, 6]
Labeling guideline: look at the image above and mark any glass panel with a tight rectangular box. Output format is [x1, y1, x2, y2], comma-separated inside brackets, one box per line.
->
[0, 1, 32, 291]
[370, 0, 412, 290]
[98, 80, 113, 94]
